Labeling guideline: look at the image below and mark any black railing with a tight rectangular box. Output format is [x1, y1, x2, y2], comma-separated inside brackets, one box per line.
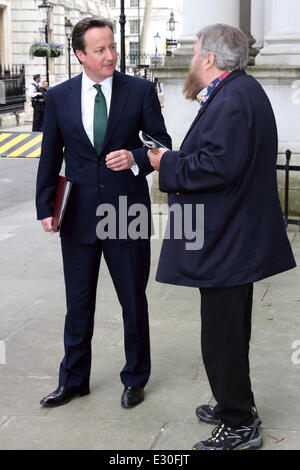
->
[126, 53, 165, 67]
[121, 53, 166, 80]
[0, 64, 26, 114]
[276, 149, 300, 228]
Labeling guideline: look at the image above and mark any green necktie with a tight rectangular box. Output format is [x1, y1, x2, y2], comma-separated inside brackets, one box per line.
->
[93, 84, 107, 154]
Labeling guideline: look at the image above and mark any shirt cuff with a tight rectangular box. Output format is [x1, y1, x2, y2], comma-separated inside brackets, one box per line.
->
[131, 164, 139, 176]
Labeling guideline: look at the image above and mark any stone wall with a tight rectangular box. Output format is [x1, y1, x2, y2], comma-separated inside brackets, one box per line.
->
[151, 0, 300, 218]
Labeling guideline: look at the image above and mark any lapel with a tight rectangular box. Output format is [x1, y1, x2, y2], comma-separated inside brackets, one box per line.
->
[68, 71, 130, 156]
[100, 70, 130, 154]
[180, 70, 246, 149]
[68, 73, 96, 153]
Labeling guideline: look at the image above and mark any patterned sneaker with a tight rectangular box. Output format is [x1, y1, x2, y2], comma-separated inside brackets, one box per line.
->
[193, 422, 263, 450]
[195, 404, 262, 427]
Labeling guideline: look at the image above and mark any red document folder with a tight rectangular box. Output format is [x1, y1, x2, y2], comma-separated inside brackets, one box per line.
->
[52, 175, 73, 231]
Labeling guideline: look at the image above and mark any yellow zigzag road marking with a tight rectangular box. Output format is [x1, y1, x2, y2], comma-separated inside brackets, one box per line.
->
[7, 134, 43, 157]
[0, 133, 31, 154]
[25, 146, 42, 158]
[0, 133, 12, 142]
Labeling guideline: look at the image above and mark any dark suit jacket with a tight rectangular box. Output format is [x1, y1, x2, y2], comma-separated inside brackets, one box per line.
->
[156, 70, 296, 287]
[36, 70, 171, 244]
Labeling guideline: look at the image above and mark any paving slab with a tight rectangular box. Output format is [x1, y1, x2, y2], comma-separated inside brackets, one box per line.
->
[0, 198, 300, 451]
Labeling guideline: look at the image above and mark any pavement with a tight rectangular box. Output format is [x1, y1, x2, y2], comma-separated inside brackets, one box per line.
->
[0, 129, 300, 451]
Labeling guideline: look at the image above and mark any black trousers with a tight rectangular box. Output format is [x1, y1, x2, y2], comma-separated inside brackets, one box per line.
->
[32, 101, 44, 132]
[59, 237, 151, 390]
[199, 283, 255, 426]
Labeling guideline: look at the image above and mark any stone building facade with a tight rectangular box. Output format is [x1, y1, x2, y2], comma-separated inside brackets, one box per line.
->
[153, 0, 300, 215]
[0, 0, 110, 126]
[0, 0, 182, 126]
[105, 0, 182, 75]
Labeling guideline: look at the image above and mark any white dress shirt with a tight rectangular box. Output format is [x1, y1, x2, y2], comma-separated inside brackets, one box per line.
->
[81, 69, 139, 175]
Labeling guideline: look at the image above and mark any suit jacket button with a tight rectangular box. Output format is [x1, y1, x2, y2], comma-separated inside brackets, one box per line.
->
[98, 158, 102, 164]
[99, 184, 104, 189]
[176, 192, 180, 195]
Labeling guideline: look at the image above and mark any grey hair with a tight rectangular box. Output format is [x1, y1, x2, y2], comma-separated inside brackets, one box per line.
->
[197, 23, 249, 71]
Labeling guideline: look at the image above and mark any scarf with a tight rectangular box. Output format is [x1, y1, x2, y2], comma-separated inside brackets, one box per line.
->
[197, 70, 233, 108]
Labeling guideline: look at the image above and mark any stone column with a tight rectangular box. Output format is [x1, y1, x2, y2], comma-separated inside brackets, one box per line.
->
[0, 1, 12, 67]
[150, 0, 241, 205]
[251, 0, 265, 50]
[182, 0, 240, 35]
[240, 0, 258, 65]
[140, 0, 153, 55]
[252, 0, 300, 146]
[175, 0, 240, 63]
[153, 0, 241, 150]
[256, 0, 300, 66]
[249, 0, 300, 216]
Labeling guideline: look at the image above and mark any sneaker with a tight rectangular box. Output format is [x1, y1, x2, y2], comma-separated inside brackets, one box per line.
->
[193, 422, 263, 450]
[195, 404, 262, 427]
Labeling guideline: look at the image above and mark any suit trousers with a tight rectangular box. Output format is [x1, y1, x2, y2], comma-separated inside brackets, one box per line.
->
[59, 237, 151, 390]
[199, 283, 255, 426]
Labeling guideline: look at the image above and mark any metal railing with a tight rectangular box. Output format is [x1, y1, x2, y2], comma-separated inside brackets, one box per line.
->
[126, 52, 165, 67]
[0, 64, 26, 115]
[276, 149, 300, 228]
[122, 53, 168, 81]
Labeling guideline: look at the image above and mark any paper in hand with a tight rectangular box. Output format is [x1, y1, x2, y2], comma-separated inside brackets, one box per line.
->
[139, 131, 169, 154]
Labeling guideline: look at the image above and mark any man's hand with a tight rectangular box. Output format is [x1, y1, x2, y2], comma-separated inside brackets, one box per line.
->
[106, 149, 136, 171]
[147, 148, 169, 171]
[41, 217, 56, 234]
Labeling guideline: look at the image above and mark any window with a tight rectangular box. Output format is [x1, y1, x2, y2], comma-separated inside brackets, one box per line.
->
[130, 0, 139, 7]
[108, 0, 116, 7]
[129, 20, 140, 35]
[129, 42, 139, 65]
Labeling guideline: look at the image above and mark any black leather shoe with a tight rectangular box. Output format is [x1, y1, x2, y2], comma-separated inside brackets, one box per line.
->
[121, 386, 144, 408]
[40, 385, 90, 407]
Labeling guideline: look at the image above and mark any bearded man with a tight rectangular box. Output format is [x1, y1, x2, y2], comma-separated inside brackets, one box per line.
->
[148, 24, 296, 450]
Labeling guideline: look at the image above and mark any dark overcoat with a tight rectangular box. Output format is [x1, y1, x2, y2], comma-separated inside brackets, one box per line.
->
[157, 71, 296, 287]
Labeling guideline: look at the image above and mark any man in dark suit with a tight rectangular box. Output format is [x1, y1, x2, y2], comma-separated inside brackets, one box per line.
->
[149, 24, 296, 450]
[36, 17, 171, 409]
